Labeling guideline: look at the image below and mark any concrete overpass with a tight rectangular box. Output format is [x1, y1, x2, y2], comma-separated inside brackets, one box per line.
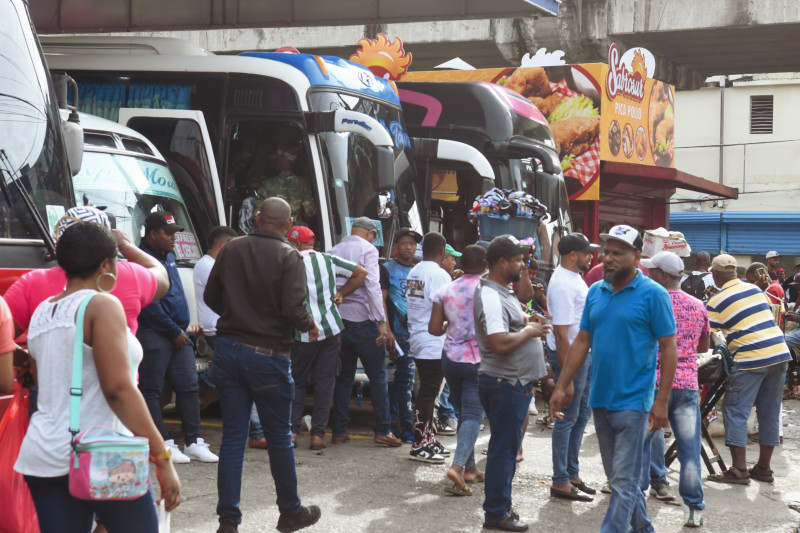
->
[40, 0, 800, 89]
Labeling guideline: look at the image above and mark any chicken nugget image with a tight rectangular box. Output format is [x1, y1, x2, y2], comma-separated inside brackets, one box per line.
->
[505, 67, 552, 98]
[550, 117, 600, 158]
[649, 99, 667, 131]
[528, 93, 563, 116]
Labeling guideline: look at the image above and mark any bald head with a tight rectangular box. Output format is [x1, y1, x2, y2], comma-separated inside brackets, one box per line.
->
[256, 197, 293, 234]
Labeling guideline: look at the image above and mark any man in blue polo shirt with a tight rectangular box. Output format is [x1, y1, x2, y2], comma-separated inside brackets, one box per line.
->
[550, 225, 678, 533]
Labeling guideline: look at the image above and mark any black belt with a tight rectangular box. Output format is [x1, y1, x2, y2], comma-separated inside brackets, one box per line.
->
[242, 343, 291, 357]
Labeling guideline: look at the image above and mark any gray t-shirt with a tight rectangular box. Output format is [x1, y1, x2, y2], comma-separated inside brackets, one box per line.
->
[474, 278, 546, 385]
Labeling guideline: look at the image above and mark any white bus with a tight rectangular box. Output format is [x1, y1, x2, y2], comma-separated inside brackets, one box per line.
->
[43, 37, 494, 252]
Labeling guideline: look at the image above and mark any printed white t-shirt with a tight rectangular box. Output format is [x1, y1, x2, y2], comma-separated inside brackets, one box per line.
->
[406, 260, 451, 359]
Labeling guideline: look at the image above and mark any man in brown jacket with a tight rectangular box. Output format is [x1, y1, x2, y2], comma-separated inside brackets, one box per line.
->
[205, 197, 321, 533]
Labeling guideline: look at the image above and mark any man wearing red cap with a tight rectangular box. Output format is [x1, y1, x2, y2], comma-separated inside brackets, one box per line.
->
[286, 226, 367, 450]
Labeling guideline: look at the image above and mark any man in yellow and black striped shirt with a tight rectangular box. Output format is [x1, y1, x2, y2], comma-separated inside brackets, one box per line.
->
[706, 254, 789, 486]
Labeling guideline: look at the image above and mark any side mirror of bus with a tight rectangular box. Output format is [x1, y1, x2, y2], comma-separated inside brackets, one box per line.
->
[496, 140, 560, 176]
[62, 111, 84, 176]
[373, 146, 395, 192]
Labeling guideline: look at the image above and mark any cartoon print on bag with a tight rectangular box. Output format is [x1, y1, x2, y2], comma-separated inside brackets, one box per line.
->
[107, 456, 137, 498]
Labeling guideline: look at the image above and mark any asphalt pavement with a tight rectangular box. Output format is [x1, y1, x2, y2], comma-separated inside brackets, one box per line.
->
[163, 398, 800, 532]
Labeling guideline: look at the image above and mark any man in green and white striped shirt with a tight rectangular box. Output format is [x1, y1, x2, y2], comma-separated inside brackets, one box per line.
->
[287, 226, 367, 450]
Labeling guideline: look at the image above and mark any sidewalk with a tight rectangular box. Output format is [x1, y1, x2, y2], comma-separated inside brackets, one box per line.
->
[167, 398, 800, 532]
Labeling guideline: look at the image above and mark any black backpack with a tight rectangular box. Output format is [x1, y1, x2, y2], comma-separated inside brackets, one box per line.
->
[681, 273, 707, 301]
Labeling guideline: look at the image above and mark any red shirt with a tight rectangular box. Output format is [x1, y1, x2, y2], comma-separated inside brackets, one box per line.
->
[765, 280, 785, 329]
[4, 261, 157, 338]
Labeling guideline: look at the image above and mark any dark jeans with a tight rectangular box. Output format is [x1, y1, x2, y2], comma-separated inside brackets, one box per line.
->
[389, 335, 416, 430]
[331, 320, 391, 436]
[547, 348, 592, 486]
[414, 357, 445, 443]
[291, 334, 342, 436]
[441, 356, 483, 468]
[478, 375, 532, 523]
[211, 337, 301, 523]
[25, 475, 157, 533]
[137, 328, 201, 444]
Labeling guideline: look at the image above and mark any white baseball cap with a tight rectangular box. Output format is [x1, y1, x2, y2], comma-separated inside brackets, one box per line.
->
[599, 224, 643, 252]
[640, 251, 684, 277]
[765, 251, 781, 259]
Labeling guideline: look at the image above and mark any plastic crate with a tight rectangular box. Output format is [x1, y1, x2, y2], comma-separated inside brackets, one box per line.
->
[478, 215, 539, 239]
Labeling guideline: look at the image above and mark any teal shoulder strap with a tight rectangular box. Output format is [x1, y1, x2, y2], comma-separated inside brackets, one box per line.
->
[69, 292, 98, 436]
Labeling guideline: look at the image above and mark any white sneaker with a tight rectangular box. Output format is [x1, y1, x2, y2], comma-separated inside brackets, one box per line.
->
[528, 402, 538, 416]
[682, 503, 703, 528]
[183, 438, 219, 463]
[166, 439, 190, 464]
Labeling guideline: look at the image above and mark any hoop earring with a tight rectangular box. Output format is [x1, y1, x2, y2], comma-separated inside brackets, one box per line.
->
[96, 272, 117, 293]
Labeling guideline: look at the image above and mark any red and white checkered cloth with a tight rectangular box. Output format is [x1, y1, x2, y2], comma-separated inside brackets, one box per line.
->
[549, 80, 601, 186]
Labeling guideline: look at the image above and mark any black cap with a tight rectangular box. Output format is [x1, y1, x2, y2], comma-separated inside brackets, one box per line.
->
[144, 212, 184, 234]
[558, 233, 601, 255]
[487, 234, 531, 262]
[394, 227, 423, 243]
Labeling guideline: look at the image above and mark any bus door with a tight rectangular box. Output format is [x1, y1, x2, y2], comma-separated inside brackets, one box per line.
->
[117, 109, 226, 241]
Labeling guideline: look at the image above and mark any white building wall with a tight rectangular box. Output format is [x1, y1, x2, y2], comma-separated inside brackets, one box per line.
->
[674, 78, 800, 213]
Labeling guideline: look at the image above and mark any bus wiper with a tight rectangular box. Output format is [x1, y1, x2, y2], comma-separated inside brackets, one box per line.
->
[0, 149, 57, 259]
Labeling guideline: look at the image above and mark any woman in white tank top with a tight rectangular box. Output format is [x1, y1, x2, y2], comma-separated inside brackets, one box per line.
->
[14, 222, 181, 533]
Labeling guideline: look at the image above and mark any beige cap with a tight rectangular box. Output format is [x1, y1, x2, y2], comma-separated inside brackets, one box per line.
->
[711, 254, 737, 272]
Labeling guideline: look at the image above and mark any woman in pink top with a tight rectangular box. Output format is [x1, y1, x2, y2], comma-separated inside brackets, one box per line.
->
[0, 296, 16, 392]
[4, 207, 168, 339]
[429, 245, 487, 495]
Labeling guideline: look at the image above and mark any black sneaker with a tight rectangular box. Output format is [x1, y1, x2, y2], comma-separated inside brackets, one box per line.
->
[430, 439, 450, 458]
[276, 505, 321, 533]
[216, 520, 238, 533]
[409, 443, 445, 464]
[436, 418, 457, 436]
[483, 513, 529, 531]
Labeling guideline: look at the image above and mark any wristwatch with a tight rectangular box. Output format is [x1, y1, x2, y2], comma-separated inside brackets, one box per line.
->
[150, 446, 172, 463]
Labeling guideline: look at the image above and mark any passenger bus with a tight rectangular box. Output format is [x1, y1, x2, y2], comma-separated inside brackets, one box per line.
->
[397, 80, 572, 276]
[42, 37, 494, 253]
[0, 0, 80, 294]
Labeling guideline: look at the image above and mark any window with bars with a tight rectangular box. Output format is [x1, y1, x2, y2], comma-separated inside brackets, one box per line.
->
[750, 95, 774, 134]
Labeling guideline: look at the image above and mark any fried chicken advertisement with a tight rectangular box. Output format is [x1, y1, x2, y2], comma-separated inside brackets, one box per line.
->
[649, 81, 675, 167]
[499, 66, 601, 174]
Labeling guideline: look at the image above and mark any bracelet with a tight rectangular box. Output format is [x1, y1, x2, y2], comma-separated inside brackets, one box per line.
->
[150, 446, 172, 463]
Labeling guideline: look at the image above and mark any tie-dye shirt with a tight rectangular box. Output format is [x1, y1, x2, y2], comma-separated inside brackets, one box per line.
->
[657, 289, 710, 389]
[433, 274, 482, 364]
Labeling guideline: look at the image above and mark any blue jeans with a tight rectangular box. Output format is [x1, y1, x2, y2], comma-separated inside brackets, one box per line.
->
[136, 328, 201, 444]
[25, 475, 157, 533]
[442, 356, 483, 469]
[722, 362, 787, 447]
[389, 336, 416, 430]
[438, 383, 458, 419]
[211, 337, 301, 523]
[547, 348, 592, 486]
[249, 403, 263, 441]
[640, 389, 705, 510]
[593, 408, 654, 533]
[331, 320, 391, 436]
[478, 375, 532, 523]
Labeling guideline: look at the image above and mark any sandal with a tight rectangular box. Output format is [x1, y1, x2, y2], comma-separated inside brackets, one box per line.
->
[748, 464, 774, 483]
[444, 483, 473, 496]
[708, 466, 750, 485]
[465, 472, 486, 485]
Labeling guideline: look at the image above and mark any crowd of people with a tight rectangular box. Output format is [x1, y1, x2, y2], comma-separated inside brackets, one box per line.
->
[0, 197, 793, 533]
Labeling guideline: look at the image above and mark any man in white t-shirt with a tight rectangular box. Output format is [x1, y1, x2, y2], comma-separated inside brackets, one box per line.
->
[546, 233, 599, 502]
[194, 226, 238, 343]
[406, 232, 453, 463]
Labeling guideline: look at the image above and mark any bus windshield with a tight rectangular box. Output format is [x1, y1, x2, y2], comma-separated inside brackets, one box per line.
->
[75, 151, 202, 262]
[309, 90, 422, 248]
[0, 0, 72, 241]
